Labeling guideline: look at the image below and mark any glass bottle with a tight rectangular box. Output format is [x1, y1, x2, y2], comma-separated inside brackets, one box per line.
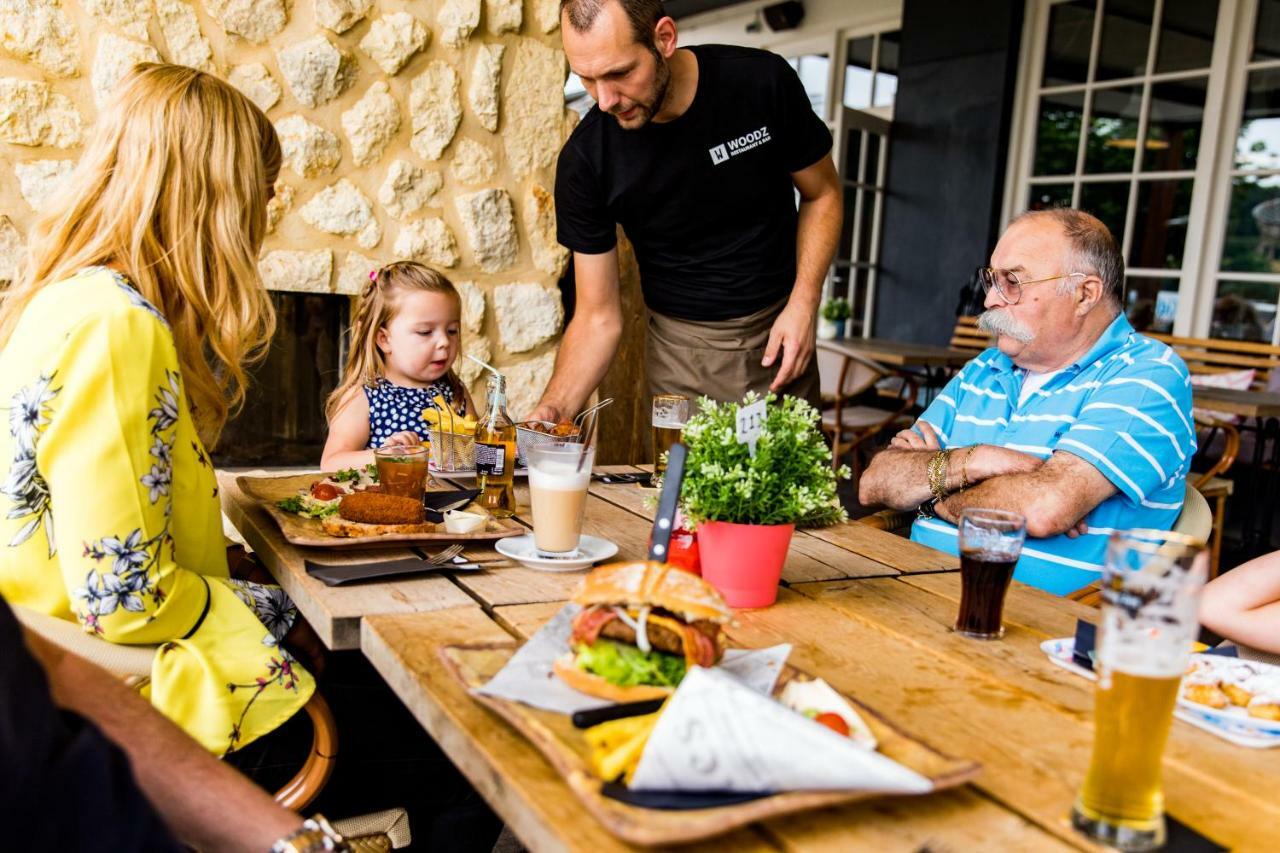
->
[474, 372, 517, 517]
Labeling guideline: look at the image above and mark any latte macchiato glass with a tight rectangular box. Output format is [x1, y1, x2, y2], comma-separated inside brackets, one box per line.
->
[528, 443, 595, 556]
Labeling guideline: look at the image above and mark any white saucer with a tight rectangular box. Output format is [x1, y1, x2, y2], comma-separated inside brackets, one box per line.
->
[494, 534, 618, 572]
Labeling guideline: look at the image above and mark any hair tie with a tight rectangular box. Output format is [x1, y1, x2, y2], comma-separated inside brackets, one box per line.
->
[369, 268, 380, 282]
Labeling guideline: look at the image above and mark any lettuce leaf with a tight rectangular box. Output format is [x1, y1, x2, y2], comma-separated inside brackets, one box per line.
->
[574, 639, 687, 688]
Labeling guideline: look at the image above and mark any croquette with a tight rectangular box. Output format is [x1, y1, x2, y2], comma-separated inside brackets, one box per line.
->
[337, 491, 425, 524]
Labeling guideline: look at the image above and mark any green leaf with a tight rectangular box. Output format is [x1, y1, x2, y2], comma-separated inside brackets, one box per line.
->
[574, 639, 688, 688]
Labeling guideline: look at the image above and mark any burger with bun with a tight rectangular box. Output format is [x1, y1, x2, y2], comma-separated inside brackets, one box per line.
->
[554, 561, 732, 702]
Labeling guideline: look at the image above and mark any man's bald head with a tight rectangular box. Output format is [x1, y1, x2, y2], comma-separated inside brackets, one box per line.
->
[561, 0, 667, 52]
[1012, 208, 1124, 310]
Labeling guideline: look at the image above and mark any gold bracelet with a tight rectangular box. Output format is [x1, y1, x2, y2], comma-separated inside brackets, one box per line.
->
[927, 449, 951, 501]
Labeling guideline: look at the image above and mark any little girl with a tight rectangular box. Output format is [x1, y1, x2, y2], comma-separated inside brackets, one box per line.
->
[322, 261, 474, 470]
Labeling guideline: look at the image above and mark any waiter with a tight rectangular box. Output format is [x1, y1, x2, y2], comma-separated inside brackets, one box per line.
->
[529, 0, 842, 422]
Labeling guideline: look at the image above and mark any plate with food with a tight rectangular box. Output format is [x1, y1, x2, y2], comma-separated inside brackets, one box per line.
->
[238, 470, 525, 548]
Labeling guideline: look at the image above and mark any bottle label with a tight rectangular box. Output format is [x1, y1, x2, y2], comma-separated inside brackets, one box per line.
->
[475, 441, 505, 475]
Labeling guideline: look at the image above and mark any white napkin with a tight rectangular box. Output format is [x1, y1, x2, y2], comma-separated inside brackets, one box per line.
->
[475, 603, 791, 714]
[629, 667, 934, 794]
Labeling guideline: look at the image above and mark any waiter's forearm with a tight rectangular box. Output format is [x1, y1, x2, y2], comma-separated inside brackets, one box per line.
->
[536, 302, 623, 419]
[790, 156, 843, 312]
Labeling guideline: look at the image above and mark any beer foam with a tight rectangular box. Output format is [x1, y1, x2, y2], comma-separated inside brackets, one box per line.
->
[653, 419, 686, 429]
[528, 458, 591, 491]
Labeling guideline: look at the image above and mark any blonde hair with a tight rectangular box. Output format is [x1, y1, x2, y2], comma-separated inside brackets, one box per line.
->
[326, 261, 466, 421]
[0, 63, 279, 448]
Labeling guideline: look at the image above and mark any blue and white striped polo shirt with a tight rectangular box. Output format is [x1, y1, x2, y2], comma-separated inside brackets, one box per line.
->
[909, 314, 1195, 596]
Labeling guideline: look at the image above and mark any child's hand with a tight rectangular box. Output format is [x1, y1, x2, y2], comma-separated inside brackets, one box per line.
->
[380, 431, 422, 448]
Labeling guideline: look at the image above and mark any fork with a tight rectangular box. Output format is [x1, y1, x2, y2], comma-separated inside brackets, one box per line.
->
[422, 543, 464, 566]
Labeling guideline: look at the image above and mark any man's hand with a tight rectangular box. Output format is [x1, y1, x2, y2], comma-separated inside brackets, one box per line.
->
[889, 420, 941, 450]
[527, 403, 563, 424]
[763, 299, 817, 391]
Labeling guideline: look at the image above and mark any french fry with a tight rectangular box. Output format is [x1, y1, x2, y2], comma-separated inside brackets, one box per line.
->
[585, 712, 661, 782]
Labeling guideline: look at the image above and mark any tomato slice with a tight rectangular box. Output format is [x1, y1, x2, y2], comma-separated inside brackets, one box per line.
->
[310, 482, 340, 501]
[814, 712, 850, 737]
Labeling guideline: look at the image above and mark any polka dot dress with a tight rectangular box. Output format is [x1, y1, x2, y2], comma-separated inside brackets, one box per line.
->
[364, 377, 465, 448]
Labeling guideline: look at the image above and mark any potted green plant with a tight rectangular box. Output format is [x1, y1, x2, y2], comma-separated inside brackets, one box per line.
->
[678, 393, 849, 607]
[818, 298, 851, 340]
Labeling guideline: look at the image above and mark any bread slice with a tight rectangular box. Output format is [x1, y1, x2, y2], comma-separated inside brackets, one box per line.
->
[320, 515, 439, 538]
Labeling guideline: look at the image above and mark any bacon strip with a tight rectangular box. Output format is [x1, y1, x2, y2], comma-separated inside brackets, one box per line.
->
[681, 623, 719, 668]
[570, 605, 617, 646]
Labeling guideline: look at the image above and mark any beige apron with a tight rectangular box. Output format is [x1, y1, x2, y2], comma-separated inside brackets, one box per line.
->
[645, 296, 821, 409]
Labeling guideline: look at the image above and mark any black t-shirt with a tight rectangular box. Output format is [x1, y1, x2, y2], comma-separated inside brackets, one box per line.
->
[555, 44, 832, 321]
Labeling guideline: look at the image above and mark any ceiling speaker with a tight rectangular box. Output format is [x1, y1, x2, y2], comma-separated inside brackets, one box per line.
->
[763, 1, 805, 32]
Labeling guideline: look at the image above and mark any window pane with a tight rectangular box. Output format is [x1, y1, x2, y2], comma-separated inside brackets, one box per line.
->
[1028, 183, 1073, 211]
[1079, 181, 1130, 245]
[1096, 0, 1155, 81]
[1221, 174, 1280, 274]
[1253, 0, 1280, 62]
[1155, 0, 1219, 73]
[789, 54, 829, 117]
[1043, 0, 1095, 87]
[1144, 77, 1206, 172]
[840, 126, 861, 177]
[839, 187, 857, 259]
[858, 189, 879, 263]
[873, 32, 899, 108]
[1085, 85, 1143, 173]
[1124, 277, 1180, 334]
[1033, 91, 1085, 176]
[1130, 179, 1193, 269]
[843, 37, 874, 109]
[1212, 281, 1276, 341]
[1235, 68, 1280, 171]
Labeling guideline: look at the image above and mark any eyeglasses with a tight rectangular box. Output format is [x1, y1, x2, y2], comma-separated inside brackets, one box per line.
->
[979, 267, 1086, 305]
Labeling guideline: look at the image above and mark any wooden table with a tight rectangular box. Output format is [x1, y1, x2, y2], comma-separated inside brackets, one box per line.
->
[826, 337, 974, 369]
[221, 466, 1270, 850]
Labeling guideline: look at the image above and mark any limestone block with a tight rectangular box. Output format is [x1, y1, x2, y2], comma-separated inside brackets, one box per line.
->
[394, 218, 458, 268]
[504, 349, 557, 419]
[92, 33, 161, 108]
[450, 137, 497, 185]
[335, 251, 378, 295]
[14, 158, 74, 212]
[468, 43, 503, 133]
[455, 280, 485, 335]
[83, 0, 151, 39]
[437, 0, 479, 49]
[229, 63, 281, 112]
[259, 249, 332, 293]
[493, 281, 562, 353]
[299, 179, 382, 250]
[278, 34, 357, 109]
[533, 0, 560, 34]
[409, 61, 461, 161]
[276, 115, 341, 178]
[156, 0, 214, 72]
[0, 215, 23, 281]
[457, 334, 491, 386]
[0, 0, 82, 78]
[342, 81, 400, 168]
[485, 0, 522, 34]
[206, 0, 287, 43]
[526, 184, 568, 278]
[359, 13, 429, 76]
[315, 0, 373, 34]
[456, 188, 517, 273]
[502, 39, 566, 176]
[0, 78, 82, 148]
[377, 159, 442, 220]
[266, 181, 294, 233]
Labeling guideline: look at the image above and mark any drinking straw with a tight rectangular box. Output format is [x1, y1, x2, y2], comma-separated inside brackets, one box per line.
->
[466, 354, 501, 377]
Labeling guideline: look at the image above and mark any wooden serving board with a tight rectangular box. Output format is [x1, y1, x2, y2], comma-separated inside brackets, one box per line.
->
[237, 473, 524, 549]
[440, 642, 981, 847]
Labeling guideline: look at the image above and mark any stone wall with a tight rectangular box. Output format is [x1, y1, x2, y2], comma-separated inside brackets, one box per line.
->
[0, 0, 572, 415]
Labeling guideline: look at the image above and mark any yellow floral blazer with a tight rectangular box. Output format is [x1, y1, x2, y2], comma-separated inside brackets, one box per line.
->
[0, 267, 313, 755]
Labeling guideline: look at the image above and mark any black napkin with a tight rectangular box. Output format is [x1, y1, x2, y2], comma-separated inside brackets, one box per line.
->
[422, 488, 481, 522]
[600, 782, 770, 810]
[304, 555, 477, 586]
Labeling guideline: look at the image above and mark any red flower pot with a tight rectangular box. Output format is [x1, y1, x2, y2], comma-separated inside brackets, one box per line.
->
[697, 520, 795, 608]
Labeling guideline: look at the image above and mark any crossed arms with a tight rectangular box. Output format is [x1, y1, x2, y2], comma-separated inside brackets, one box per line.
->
[858, 421, 1118, 539]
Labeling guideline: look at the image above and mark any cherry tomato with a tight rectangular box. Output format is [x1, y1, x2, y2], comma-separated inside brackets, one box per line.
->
[310, 482, 340, 501]
[814, 712, 850, 737]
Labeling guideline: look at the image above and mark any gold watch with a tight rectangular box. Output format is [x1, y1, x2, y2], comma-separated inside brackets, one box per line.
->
[270, 815, 350, 853]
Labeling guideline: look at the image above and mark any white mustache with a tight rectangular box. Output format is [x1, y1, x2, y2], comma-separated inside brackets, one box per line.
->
[978, 309, 1035, 344]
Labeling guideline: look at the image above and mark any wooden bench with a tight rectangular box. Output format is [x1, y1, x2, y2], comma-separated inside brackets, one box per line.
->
[950, 315, 992, 355]
[1149, 333, 1280, 390]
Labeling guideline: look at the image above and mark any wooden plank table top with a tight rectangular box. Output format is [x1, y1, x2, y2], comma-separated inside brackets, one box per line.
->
[826, 337, 975, 369]
[1191, 385, 1280, 419]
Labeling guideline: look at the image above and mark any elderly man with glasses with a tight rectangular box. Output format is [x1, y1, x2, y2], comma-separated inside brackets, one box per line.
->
[859, 208, 1195, 596]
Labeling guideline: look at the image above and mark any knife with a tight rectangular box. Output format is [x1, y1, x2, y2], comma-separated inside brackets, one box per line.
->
[647, 443, 687, 563]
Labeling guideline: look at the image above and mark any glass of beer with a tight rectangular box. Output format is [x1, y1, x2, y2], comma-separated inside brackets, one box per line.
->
[955, 508, 1026, 640]
[527, 442, 595, 557]
[1071, 530, 1207, 851]
[651, 393, 690, 486]
[374, 444, 430, 499]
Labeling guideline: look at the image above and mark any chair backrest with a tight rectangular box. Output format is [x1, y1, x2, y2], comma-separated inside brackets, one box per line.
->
[1148, 333, 1280, 391]
[1172, 483, 1213, 544]
[12, 604, 155, 678]
[951, 316, 993, 354]
[815, 341, 886, 402]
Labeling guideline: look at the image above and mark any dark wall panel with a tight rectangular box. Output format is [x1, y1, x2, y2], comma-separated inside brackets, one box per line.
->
[875, 0, 1024, 344]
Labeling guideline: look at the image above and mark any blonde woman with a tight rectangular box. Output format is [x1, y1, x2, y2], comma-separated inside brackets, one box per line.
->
[0, 64, 313, 757]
